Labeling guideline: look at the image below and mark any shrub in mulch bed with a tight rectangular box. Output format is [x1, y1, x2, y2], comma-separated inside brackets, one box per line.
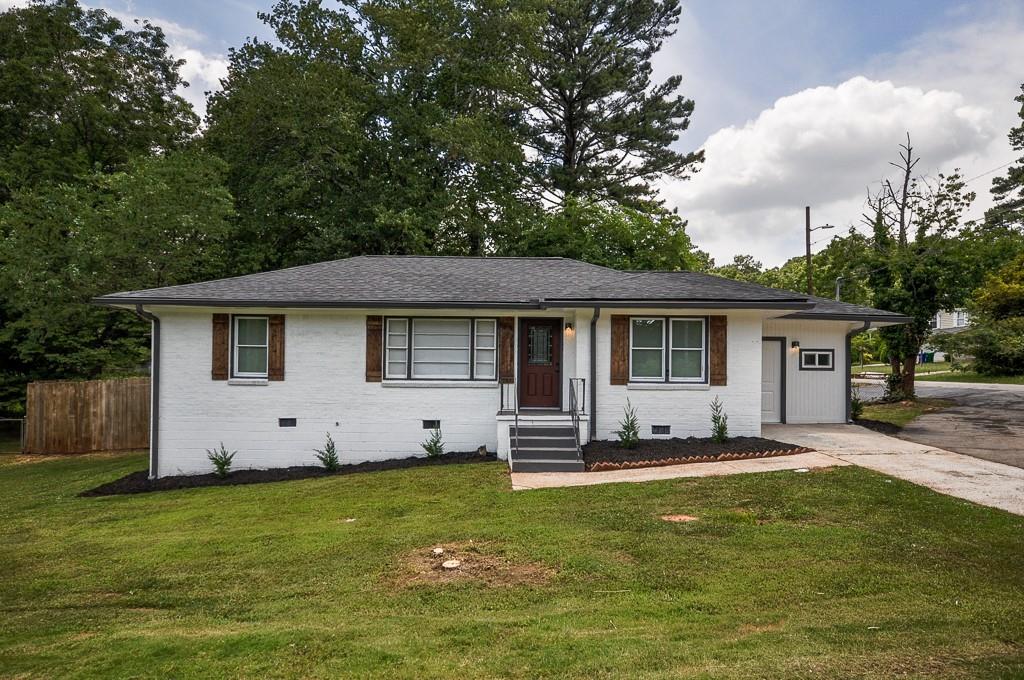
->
[80, 450, 497, 497]
[582, 436, 813, 472]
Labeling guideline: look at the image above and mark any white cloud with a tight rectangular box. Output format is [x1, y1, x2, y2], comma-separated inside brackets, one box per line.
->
[669, 10, 1024, 267]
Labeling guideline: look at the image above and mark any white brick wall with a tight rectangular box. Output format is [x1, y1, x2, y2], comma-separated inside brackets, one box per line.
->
[152, 306, 856, 476]
[155, 308, 505, 477]
[592, 310, 764, 441]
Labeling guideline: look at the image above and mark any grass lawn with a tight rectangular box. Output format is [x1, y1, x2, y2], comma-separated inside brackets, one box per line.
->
[0, 432, 21, 454]
[918, 371, 1024, 385]
[2, 453, 1024, 678]
[851, 361, 952, 376]
[859, 398, 956, 428]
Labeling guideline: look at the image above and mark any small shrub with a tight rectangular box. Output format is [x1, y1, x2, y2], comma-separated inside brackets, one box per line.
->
[314, 433, 341, 471]
[850, 385, 864, 420]
[206, 442, 236, 478]
[422, 428, 445, 458]
[883, 372, 913, 402]
[616, 398, 640, 449]
[710, 396, 729, 443]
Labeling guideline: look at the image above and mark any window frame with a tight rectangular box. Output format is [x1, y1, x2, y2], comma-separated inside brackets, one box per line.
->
[382, 316, 499, 382]
[799, 348, 835, 372]
[955, 310, 968, 327]
[231, 315, 270, 379]
[628, 316, 709, 384]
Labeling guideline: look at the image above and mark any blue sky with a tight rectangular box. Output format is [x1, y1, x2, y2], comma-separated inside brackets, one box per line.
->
[6, 0, 1021, 265]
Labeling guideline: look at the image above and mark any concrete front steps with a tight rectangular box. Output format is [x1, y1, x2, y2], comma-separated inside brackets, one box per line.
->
[509, 425, 584, 472]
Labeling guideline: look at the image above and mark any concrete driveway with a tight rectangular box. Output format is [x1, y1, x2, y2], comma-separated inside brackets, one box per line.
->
[764, 423, 1024, 515]
[857, 381, 1024, 469]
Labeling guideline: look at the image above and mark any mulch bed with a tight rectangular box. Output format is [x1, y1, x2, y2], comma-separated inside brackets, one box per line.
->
[854, 418, 903, 435]
[80, 450, 497, 497]
[582, 436, 813, 472]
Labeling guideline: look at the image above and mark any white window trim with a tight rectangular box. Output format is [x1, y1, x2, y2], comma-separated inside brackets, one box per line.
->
[474, 319, 497, 380]
[668, 317, 706, 383]
[629, 317, 665, 382]
[629, 316, 707, 383]
[385, 318, 409, 379]
[383, 317, 499, 382]
[233, 315, 269, 379]
[799, 349, 835, 371]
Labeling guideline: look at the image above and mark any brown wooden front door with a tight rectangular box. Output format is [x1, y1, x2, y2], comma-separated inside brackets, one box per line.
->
[519, 318, 561, 409]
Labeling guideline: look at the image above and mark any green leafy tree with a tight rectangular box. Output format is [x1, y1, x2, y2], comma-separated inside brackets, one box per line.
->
[714, 255, 764, 283]
[0, 152, 233, 414]
[205, 0, 539, 270]
[504, 197, 709, 270]
[937, 252, 1024, 375]
[863, 136, 978, 398]
[526, 0, 702, 212]
[0, 0, 197, 203]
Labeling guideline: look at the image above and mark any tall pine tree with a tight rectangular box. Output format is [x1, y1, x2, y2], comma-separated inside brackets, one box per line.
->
[525, 0, 702, 211]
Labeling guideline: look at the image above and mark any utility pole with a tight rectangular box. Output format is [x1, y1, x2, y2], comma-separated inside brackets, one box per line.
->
[804, 206, 835, 296]
[805, 206, 812, 295]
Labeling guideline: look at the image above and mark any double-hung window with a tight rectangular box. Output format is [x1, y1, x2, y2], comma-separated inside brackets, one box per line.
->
[384, 317, 496, 380]
[233, 316, 269, 378]
[629, 317, 706, 383]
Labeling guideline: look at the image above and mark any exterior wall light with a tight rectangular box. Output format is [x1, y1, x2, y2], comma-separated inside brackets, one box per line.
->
[564, 322, 575, 339]
[791, 340, 800, 349]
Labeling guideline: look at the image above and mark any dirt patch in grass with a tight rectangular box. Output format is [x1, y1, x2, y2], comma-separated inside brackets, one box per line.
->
[856, 398, 955, 432]
[583, 436, 812, 471]
[390, 541, 555, 588]
[80, 450, 497, 497]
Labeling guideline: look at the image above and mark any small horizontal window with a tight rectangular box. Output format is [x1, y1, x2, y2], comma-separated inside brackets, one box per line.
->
[652, 425, 671, 435]
[278, 418, 297, 427]
[422, 419, 440, 430]
[799, 349, 835, 371]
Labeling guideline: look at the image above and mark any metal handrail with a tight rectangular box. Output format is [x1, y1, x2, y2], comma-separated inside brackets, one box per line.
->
[500, 382, 519, 461]
[569, 378, 585, 459]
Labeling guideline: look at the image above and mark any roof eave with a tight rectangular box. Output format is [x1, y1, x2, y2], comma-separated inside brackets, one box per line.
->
[782, 311, 913, 323]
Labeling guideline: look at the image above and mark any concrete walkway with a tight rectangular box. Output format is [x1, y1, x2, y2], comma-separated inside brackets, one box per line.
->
[511, 424, 1024, 516]
[510, 451, 847, 490]
[764, 424, 1024, 516]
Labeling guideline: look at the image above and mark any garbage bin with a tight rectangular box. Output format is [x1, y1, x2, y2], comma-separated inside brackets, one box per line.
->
[923, 352, 935, 363]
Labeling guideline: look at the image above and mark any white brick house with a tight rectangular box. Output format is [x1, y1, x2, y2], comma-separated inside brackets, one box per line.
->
[95, 256, 909, 477]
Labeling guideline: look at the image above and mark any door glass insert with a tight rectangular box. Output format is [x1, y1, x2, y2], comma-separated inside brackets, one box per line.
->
[527, 324, 553, 365]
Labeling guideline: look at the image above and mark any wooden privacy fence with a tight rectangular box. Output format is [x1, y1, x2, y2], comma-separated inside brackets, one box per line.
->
[25, 378, 150, 454]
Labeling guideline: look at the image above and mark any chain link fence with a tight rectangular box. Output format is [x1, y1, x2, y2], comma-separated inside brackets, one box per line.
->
[0, 418, 25, 454]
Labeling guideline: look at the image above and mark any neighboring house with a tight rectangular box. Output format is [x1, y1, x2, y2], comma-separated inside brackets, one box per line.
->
[927, 308, 971, 361]
[95, 256, 909, 478]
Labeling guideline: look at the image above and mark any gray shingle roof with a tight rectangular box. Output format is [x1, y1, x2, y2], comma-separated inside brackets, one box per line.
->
[782, 294, 912, 322]
[94, 255, 908, 321]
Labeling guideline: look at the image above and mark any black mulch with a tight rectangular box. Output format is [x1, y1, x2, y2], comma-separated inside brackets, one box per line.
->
[80, 450, 497, 497]
[583, 436, 810, 468]
[854, 418, 903, 435]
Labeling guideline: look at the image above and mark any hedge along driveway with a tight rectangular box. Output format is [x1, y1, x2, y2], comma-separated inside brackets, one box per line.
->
[2, 452, 1024, 679]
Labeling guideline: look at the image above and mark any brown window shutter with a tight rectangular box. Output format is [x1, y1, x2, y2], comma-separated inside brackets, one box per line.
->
[268, 315, 285, 381]
[212, 314, 229, 380]
[498, 317, 515, 383]
[709, 315, 728, 386]
[366, 315, 383, 382]
[610, 315, 629, 385]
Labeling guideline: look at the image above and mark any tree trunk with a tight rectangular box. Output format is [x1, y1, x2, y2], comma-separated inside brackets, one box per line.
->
[901, 355, 917, 397]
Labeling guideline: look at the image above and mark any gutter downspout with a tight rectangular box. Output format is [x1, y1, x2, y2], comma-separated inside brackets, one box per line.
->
[846, 321, 870, 422]
[134, 305, 160, 479]
[589, 306, 600, 440]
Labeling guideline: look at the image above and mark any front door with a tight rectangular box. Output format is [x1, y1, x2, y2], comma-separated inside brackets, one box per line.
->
[761, 339, 782, 423]
[519, 318, 561, 409]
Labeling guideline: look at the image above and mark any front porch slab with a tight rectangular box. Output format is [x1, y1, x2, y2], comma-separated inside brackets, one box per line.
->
[510, 451, 846, 490]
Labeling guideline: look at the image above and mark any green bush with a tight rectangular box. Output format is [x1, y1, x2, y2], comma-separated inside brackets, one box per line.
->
[206, 442, 236, 478]
[939, 318, 1024, 376]
[616, 398, 640, 449]
[710, 396, 729, 443]
[422, 428, 445, 458]
[314, 433, 341, 471]
[850, 385, 864, 420]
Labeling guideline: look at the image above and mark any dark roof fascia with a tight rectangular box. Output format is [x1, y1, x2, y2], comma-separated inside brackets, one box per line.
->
[783, 311, 913, 323]
[95, 296, 815, 311]
[92, 297, 547, 310]
[542, 299, 814, 310]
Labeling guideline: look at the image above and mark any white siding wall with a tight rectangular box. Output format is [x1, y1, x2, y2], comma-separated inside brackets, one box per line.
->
[593, 310, 764, 440]
[763, 319, 852, 424]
